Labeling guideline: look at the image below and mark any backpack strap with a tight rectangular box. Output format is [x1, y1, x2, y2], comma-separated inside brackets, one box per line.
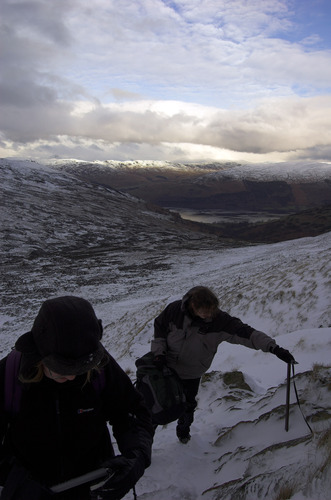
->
[4, 349, 23, 416]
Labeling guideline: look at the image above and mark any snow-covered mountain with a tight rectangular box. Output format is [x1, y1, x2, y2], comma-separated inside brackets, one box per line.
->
[46, 158, 331, 182]
[1, 158, 219, 260]
[0, 158, 330, 499]
[46, 158, 331, 213]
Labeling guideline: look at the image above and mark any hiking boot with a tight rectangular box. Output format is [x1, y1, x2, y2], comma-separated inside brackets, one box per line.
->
[176, 423, 191, 444]
[178, 434, 191, 444]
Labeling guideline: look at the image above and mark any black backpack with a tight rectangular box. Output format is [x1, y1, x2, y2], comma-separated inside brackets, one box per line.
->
[135, 352, 186, 425]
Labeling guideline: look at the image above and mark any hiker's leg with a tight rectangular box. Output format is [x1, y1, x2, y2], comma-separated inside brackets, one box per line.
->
[152, 423, 158, 433]
[176, 378, 200, 441]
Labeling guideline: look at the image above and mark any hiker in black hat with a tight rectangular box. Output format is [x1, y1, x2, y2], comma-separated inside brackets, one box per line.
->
[0, 296, 154, 500]
[151, 286, 295, 444]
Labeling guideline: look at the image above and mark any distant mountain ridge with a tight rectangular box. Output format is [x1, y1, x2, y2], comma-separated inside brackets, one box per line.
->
[48, 159, 331, 213]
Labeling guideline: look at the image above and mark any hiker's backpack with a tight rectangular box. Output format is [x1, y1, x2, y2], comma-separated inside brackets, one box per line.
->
[135, 352, 186, 425]
[4, 349, 106, 416]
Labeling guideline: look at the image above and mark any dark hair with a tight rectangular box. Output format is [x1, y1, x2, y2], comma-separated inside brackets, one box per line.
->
[188, 286, 219, 311]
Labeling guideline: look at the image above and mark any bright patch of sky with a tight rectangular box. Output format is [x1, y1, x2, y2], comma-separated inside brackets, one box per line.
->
[0, 0, 331, 162]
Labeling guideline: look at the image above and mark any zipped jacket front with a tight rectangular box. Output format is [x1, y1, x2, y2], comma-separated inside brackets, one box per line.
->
[0, 353, 153, 488]
[151, 299, 276, 379]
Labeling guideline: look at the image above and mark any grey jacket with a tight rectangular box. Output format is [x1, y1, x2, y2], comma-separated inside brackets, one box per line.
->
[151, 295, 276, 379]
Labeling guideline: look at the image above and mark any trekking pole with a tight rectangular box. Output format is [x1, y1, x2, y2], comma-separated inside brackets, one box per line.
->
[285, 362, 291, 431]
[285, 360, 299, 432]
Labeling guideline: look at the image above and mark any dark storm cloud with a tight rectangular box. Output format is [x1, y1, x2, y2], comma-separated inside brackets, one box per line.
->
[2, 0, 74, 46]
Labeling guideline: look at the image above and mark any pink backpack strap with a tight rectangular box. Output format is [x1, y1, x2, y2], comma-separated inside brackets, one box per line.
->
[4, 349, 23, 416]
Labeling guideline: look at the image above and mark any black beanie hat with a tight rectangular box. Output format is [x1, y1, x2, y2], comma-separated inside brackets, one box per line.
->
[15, 296, 109, 376]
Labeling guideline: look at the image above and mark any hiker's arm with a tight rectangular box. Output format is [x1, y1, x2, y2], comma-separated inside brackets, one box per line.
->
[153, 307, 170, 339]
[225, 327, 277, 352]
[103, 358, 153, 467]
[151, 301, 180, 356]
[151, 309, 168, 356]
[150, 336, 167, 357]
[220, 317, 294, 361]
[216, 312, 276, 352]
[0, 358, 8, 445]
[112, 395, 153, 467]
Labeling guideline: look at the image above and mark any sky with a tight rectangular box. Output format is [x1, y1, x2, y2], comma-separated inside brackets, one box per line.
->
[1, 0, 331, 163]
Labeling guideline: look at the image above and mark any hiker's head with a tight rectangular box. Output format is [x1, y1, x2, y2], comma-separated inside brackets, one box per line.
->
[15, 296, 109, 379]
[183, 286, 219, 319]
[42, 365, 78, 383]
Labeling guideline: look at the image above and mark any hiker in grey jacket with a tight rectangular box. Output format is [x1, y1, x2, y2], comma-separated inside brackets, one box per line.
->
[151, 286, 295, 443]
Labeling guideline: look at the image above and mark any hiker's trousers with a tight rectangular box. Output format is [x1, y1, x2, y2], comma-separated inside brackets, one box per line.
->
[176, 377, 200, 437]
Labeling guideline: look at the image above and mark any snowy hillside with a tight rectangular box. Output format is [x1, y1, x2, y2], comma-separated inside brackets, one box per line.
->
[0, 158, 219, 261]
[192, 160, 331, 183]
[46, 158, 331, 183]
[0, 158, 330, 499]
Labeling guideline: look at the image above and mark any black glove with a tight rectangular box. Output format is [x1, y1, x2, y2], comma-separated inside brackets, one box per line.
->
[271, 345, 296, 364]
[90, 451, 146, 500]
[153, 355, 166, 370]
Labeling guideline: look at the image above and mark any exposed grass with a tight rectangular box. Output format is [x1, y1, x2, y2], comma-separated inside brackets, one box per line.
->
[311, 363, 331, 383]
[273, 484, 296, 500]
[317, 425, 331, 473]
[222, 371, 253, 392]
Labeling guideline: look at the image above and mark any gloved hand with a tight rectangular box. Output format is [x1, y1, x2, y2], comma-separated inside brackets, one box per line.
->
[90, 451, 146, 500]
[271, 345, 296, 364]
[153, 355, 166, 370]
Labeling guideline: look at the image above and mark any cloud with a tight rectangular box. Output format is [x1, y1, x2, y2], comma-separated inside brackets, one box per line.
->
[110, 88, 145, 101]
[1, 95, 331, 161]
[61, 0, 326, 105]
[2, 0, 74, 46]
[1, 0, 331, 162]
[200, 95, 331, 153]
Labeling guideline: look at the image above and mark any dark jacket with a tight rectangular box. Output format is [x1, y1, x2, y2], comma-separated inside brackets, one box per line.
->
[151, 297, 276, 379]
[0, 352, 153, 490]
